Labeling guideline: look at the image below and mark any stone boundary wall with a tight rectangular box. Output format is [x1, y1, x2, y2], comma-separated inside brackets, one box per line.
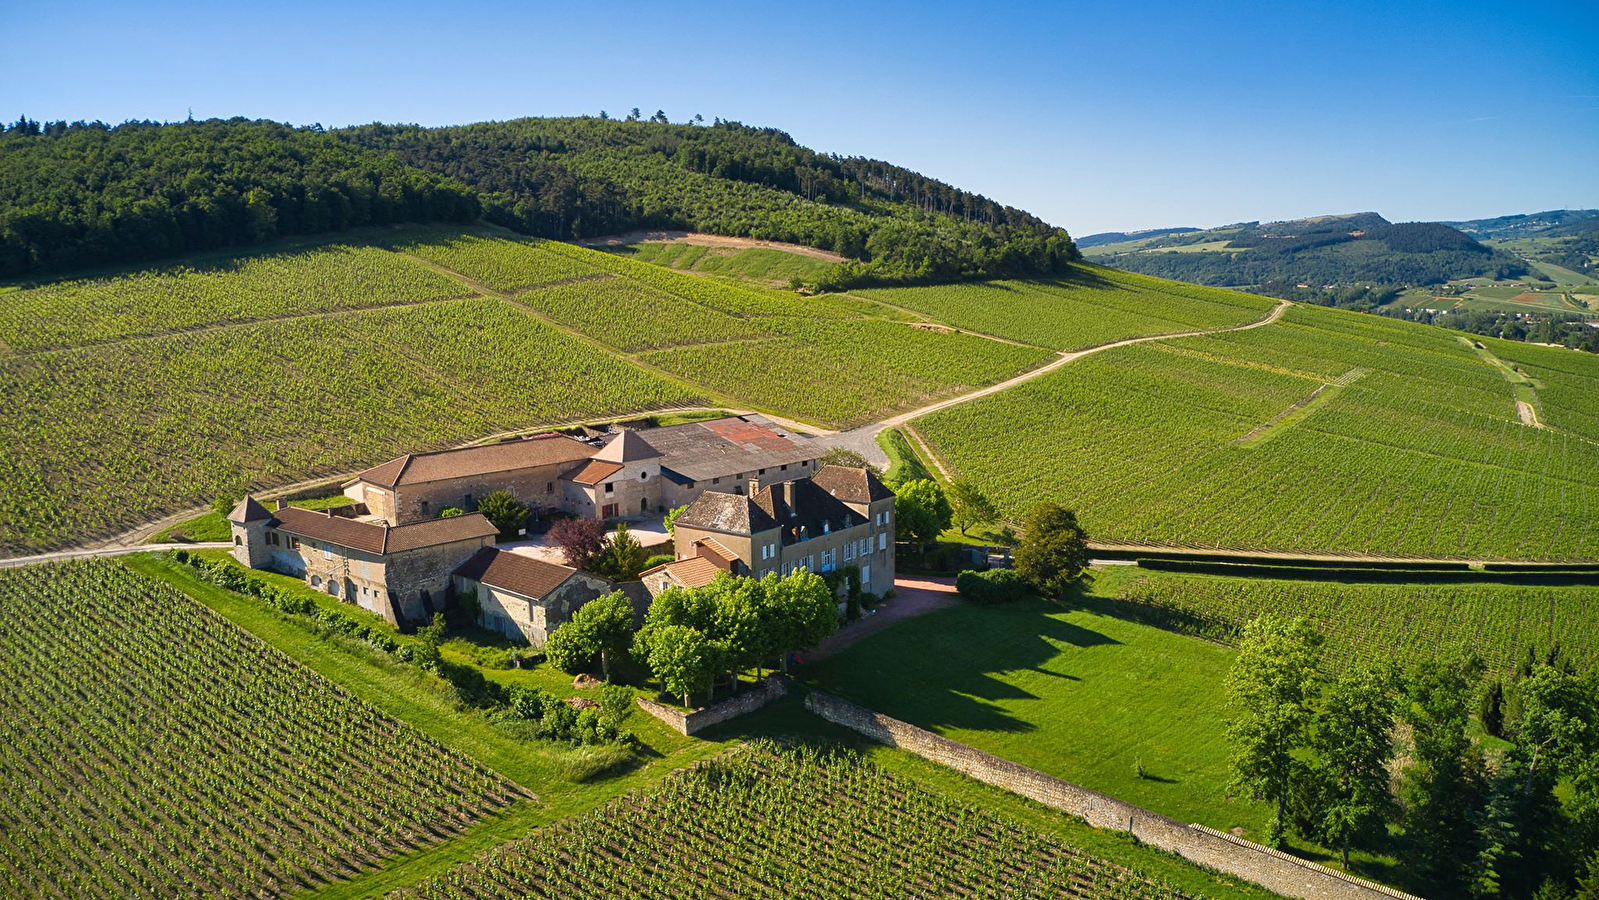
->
[637, 675, 787, 736]
[804, 690, 1426, 900]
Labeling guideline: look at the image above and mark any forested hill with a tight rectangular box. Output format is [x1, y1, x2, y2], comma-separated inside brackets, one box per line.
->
[0, 114, 1078, 285]
[1084, 212, 1527, 292]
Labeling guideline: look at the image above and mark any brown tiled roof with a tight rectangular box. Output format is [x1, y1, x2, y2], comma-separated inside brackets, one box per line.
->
[694, 538, 739, 566]
[595, 429, 662, 463]
[355, 434, 595, 488]
[229, 496, 272, 523]
[271, 507, 496, 555]
[640, 556, 722, 590]
[811, 465, 896, 504]
[675, 491, 778, 535]
[562, 458, 624, 486]
[453, 548, 581, 600]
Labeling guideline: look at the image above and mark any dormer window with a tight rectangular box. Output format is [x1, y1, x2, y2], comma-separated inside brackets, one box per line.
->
[823, 521, 831, 534]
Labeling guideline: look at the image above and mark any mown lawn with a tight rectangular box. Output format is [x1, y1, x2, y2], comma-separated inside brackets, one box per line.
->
[800, 581, 1265, 838]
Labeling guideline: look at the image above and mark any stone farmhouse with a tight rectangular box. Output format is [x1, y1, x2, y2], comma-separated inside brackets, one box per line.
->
[342, 414, 819, 524]
[228, 415, 835, 634]
[645, 464, 898, 598]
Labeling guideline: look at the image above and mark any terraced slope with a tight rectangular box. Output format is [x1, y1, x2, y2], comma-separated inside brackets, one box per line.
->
[0, 559, 526, 899]
[919, 303, 1599, 560]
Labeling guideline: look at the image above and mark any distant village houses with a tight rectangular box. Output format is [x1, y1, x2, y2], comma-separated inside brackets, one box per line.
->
[228, 415, 888, 640]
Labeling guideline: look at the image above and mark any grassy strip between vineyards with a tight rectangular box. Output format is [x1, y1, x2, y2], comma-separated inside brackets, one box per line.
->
[877, 426, 935, 485]
[121, 555, 733, 899]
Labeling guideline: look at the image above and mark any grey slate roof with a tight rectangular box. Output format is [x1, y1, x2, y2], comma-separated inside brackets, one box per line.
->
[675, 491, 779, 534]
[229, 496, 272, 523]
[811, 465, 896, 504]
[753, 479, 867, 546]
[631, 415, 815, 482]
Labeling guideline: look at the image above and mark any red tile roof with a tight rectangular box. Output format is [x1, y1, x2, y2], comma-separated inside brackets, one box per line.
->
[641, 556, 723, 590]
[562, 458, 624, 486]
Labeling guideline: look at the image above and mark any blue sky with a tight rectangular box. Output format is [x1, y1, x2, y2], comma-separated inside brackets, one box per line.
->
[5, 0, 1596, 234]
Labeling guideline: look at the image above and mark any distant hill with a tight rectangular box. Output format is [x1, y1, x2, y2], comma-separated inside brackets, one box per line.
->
[1446, 208, 1599, 240]
[1075, 226, 1200, 248]
[1083, 211, 1528, 291]
[0, 115, 1077, 286]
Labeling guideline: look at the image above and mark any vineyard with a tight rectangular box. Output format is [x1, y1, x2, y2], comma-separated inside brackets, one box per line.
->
[1109, 570, 1599, 677]
[855, 266, 1272, 349]
[515, 276, 764, 352]
[0, 559, 526, 899]
[0, 298, 703, 554]
[387, 231, 608, 292]
[0, 243, 466, 353]
[641, 318, 1051, 428]
[387, 742, 1190, 900]
[919, 302, 1599, 560]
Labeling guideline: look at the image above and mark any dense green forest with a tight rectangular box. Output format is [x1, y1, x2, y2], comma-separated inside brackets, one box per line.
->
[0, 114, 1078, 285]
[0, 117, 480, 276]
[1092, 214, 1528, 288]
[333, 116, 1078, 287]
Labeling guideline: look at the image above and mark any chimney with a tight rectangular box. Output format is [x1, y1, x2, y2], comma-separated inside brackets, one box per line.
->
[275, 499, 288, 511]
[748, 476, 762, 497]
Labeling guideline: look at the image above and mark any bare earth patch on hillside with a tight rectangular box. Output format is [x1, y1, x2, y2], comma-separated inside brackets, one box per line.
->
[571, 231, 846, 262]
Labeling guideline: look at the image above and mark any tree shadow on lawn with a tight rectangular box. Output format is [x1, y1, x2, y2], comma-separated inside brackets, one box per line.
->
[803, 600, 1121, 737]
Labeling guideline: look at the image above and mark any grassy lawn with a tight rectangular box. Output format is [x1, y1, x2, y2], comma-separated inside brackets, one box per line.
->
[798, 565, 1400, 883]
[801, 577, 1261, 836]
[123, 553, 730, 898]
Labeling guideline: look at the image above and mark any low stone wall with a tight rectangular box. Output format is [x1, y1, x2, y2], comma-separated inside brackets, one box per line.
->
[637, 675, 787, 736]
[804, 690, 1425, 900]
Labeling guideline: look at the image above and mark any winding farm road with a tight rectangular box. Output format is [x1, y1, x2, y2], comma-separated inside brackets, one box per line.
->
[818, 298, 1291, 467]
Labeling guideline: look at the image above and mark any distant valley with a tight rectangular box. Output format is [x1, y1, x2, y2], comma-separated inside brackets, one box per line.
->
[1082, 209, 1599, 351]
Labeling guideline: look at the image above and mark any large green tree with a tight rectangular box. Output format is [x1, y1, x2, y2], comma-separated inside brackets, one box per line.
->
[894, 479, 952, 551]
[947, 479, 999, 536]
[1225, 615, 1325, 848]
[1400, 656, 1490, 896]
[1308, 660, 1401, 868]
[545, 591, 636, 681]
[476, 490, 529, 537]
[643, 624, 718, 707]
[1011, 502, 1090, 597]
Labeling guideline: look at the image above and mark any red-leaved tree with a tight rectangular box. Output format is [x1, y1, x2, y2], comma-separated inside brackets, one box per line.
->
[548, 517, 608, 570]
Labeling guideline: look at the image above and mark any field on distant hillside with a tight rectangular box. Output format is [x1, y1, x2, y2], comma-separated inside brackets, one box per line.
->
[919, 302, 1599, 560]
[609, 239, 839, 286]
[387, 742, 1189, 900]
[1109, 570, 1599, 677]
[857, 267, 1272, 349]
[0, 559, 525, 899]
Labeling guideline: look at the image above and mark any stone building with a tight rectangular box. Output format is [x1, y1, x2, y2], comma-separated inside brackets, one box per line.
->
[344, 433, 593, 525]
[228, 497, 497, 625]
[666, 465, 897, 598]
[343, 415, 817, 526]
[451, 547, 616, 645]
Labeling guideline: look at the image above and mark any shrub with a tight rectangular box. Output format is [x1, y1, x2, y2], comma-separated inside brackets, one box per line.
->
[955, 568, 1028, 605]
[439, 507, 465, 518]
[477, 490, 529, 536]
[549, 517, 608, 569]
[643, 553, 674, 570]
